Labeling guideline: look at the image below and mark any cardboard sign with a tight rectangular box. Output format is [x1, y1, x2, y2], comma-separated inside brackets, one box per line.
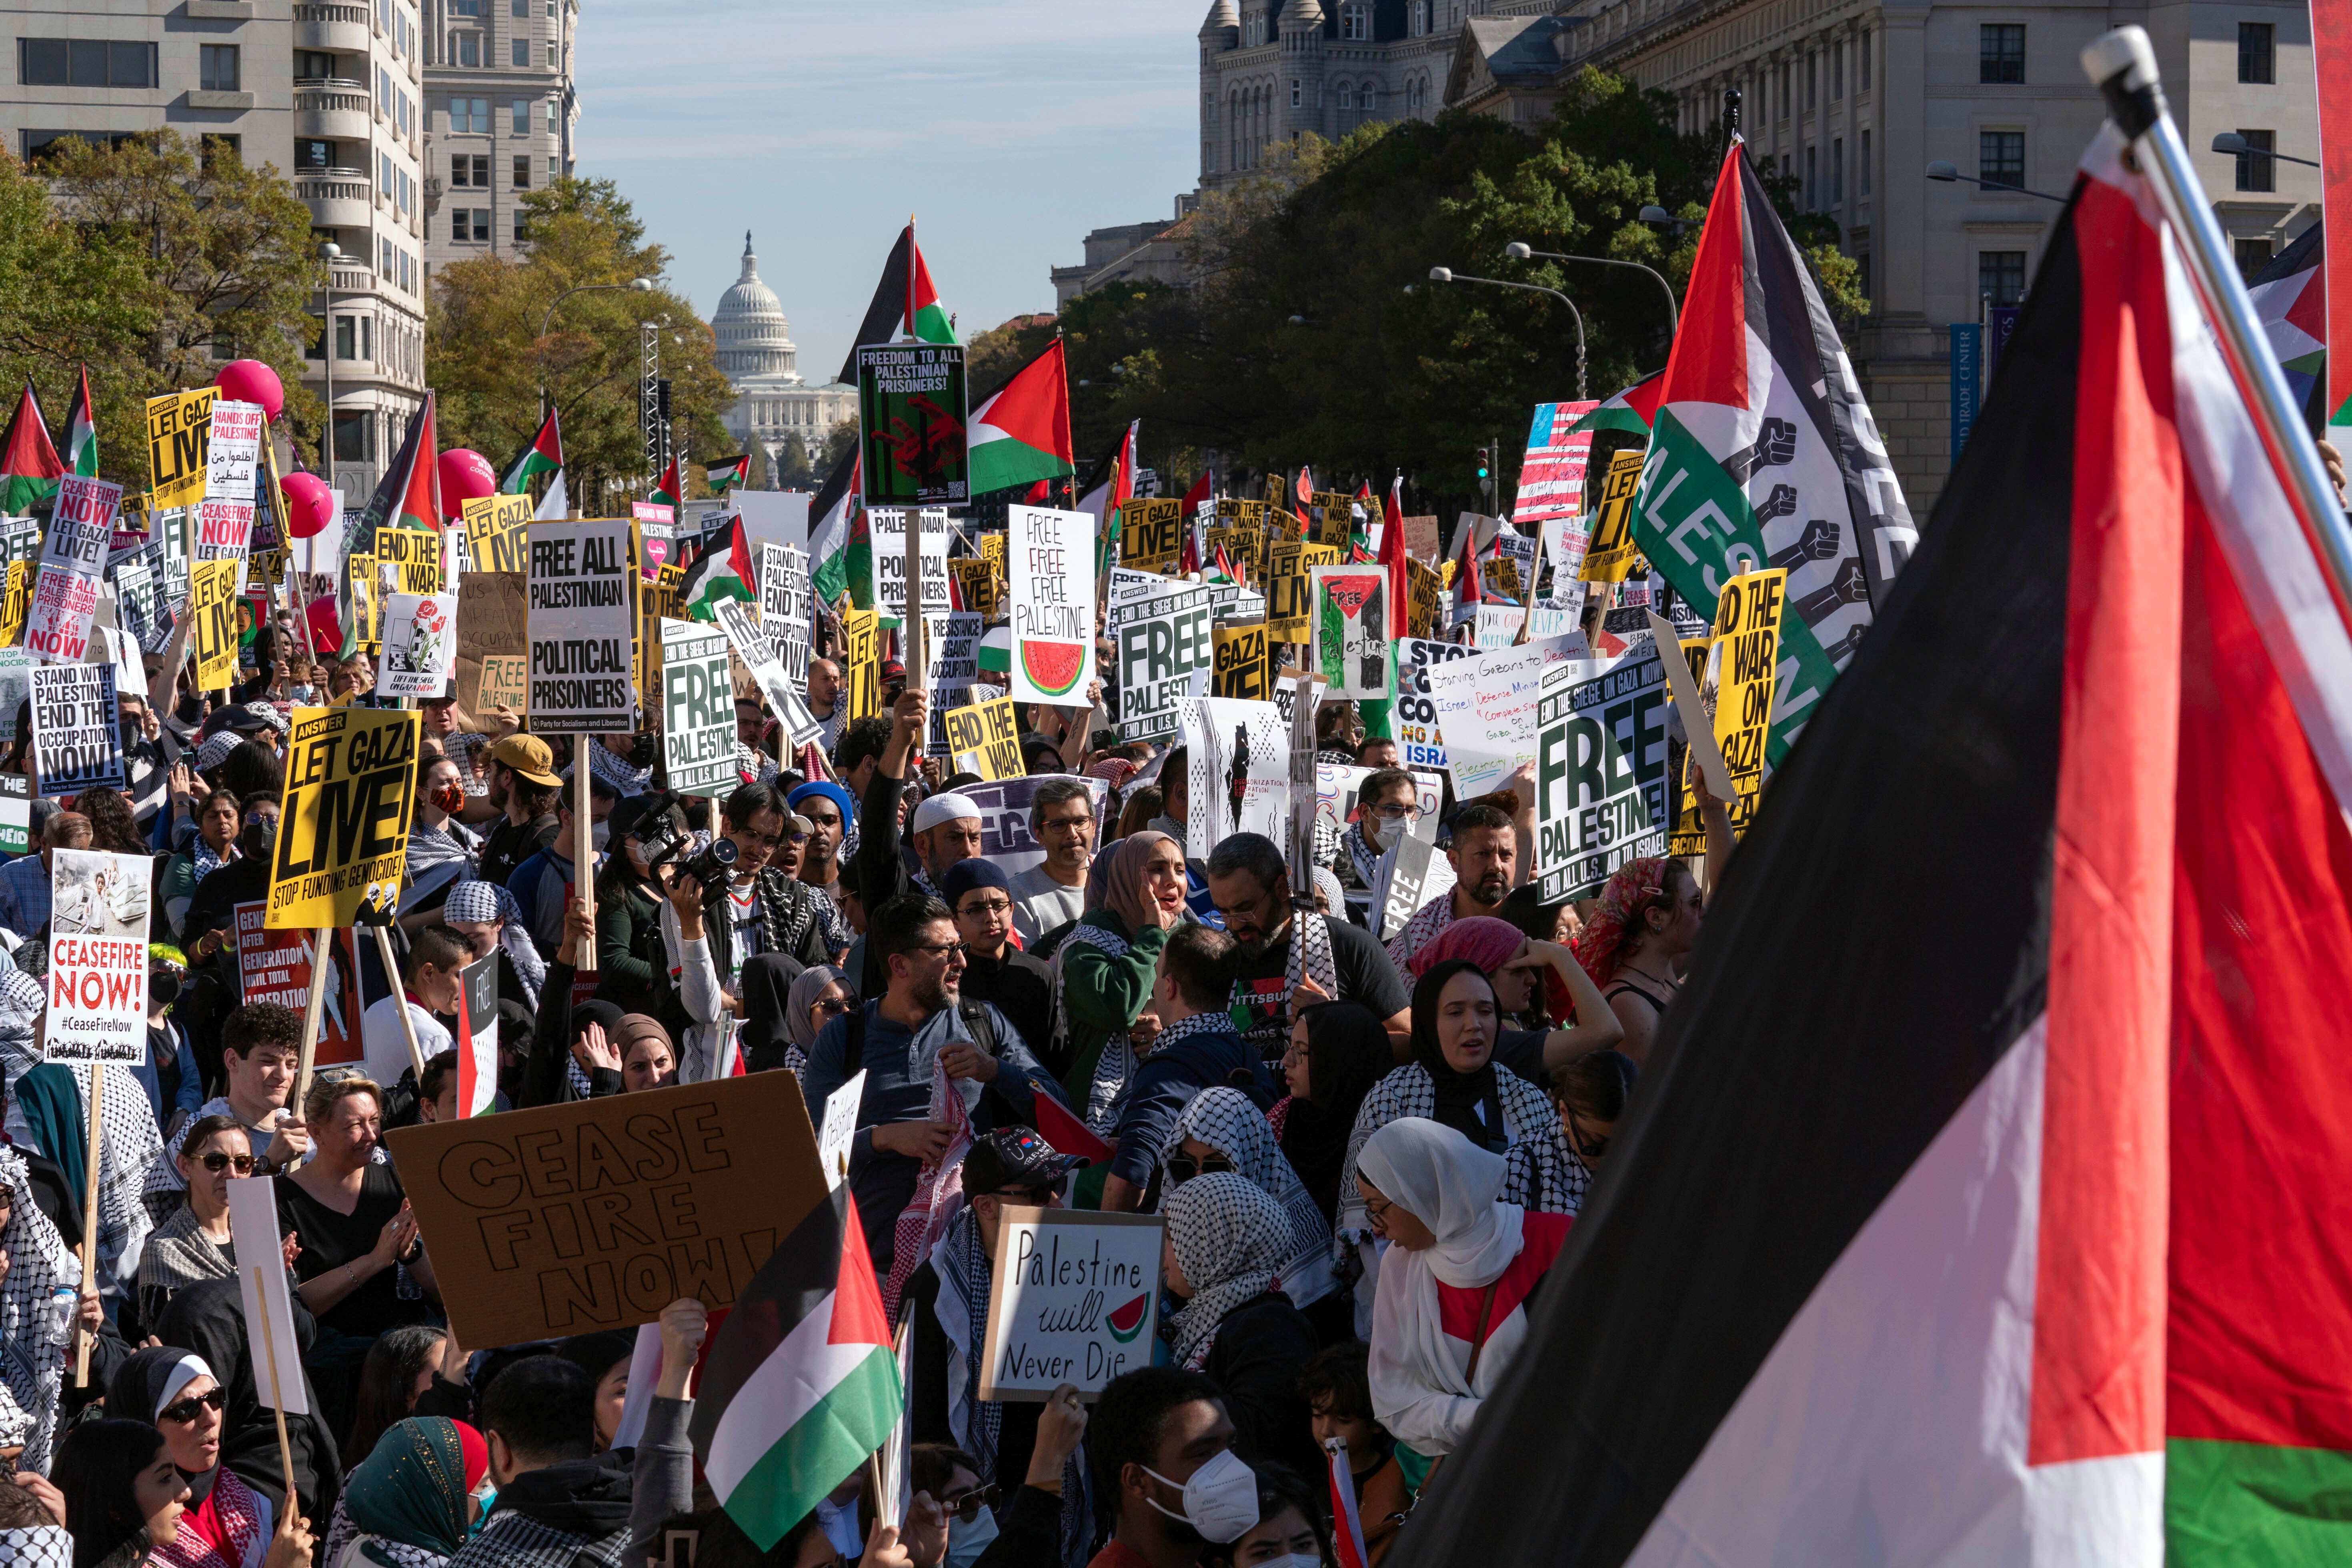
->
[234, 905, 364, 1065]
[1118, 498, 1183, 575]
[1265, 541, 1337, 643]
[1312, 565, 1389, 700]
[1180, 695, 1290, 863]
[949, 556, 1001, 623]
[226, 1177, 310, 1414]
[661, 618, 738, 796]
[380, 592, 458, 700]
[1008, 504, 1095, 707]
[1578, 448, 1647, 583]
[528, 519, 636, 731]
[30, 663, 123, 794]
[1534, 639, 1669, 901]
[856, 343, 968, 507]
[462, 492, 532, 574]
[757, 543, 812, 685]
[42, 848, 150, 1063]
[714, 597, 823, 750]
[1212, 622, 1268, 701]
[841, 608, 881, 721]
[866, 507, 953, 623]
[942, 694, 1022, 781]
[384, 1071, 826, 1346]
[189, 559, 243, 689]
[454, 571, 526, 717]
[978, 1208, 1165, 1402]
[145, 388, 216, 511]
[267, 706, 420, 928]
[1111, 581, 1213, 743]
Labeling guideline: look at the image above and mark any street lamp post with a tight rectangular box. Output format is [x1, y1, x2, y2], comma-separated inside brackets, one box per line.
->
[538, 277, 655, 421]
[1503, 241, 1679, 337]
[317, 241, 341, 490]
[1924, 160, 2070, 204]
[2210, 131, 2323, 170]
[1429, 266, 1586, 400]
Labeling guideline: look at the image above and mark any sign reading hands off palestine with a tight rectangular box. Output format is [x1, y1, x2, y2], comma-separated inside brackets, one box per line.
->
[385, 1069, 827, 1346]
[528, 519, 636, 730]
[267, 707, 420, 929]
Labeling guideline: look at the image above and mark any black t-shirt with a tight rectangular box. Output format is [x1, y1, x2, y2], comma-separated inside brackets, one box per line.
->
[275, 1162, 417, 1338]
[480, 812, 561, 891]
[1493, 1026, 1550, 1085]
[1227, 916, 1408, 1059]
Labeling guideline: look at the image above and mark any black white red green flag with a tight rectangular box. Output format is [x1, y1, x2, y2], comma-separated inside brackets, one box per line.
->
[1391, 128, 2352, 1568]
[500, 408, 563, 495]
[62, 366, 96, 479]
[358, 391, 441, 536]
[0, 382, 62, 517]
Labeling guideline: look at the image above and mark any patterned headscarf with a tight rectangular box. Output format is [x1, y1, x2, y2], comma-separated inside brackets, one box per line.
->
[0, 1528, 70, 1568]
[0, 1146, 73, 1470]
[1164, 1171, 1289, 1368]
[1083, 831, 1175, 935]
[344, 1418, 488, 1564]
[1574, 856, 1674, 985]
[440, 878, 546, 1009]
[1156, 1088, 1334, 1309]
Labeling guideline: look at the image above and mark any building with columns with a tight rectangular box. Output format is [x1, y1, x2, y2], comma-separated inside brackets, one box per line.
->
[709, 233, 856, 483]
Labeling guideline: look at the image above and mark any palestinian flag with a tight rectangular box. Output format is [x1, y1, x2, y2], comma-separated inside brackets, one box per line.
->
[684, 516, 755, 621]
[689, 1184, 902, 1550]
[452, 953, 498, 1118]
[808, 445, 863, 606]
[1392, 129, 2352, 1568]
[359, 392, 441, 535]
[967, 337, 1074, 496]
[1181, 467, 1214, 513]
[706, 453, 751, 494]
[651, 455, 683, 508]
[1377, 475, 1409, 636]
[2246, 224, 2325, 434]
[834, 222, 956, 385]
[1566, 370, 1667, 437]
[62, 366, 96, 479]
[1032, 1094, 1112, 1165]
[1627, 141, 1916, 765]
[500, 408, 563, 495]
[1078, 423, 1136, 575]
[0, 382, 62, 515]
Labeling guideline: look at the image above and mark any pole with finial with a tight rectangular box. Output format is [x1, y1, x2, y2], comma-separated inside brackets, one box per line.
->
[1722, 86, 1742, 146]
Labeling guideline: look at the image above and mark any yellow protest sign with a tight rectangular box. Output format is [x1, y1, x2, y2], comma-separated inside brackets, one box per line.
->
[0, 561, 30, 649]
[372, 525, 441, 595]
[461, 493, 532, 575]
[1307, 490, 1361, 551]
[1668, 637, 1713, 857]
[842, 608, 880, 720]
[1486, 554, 1524, 604]
[942, 694, 1022, 780]
[1117, 499, 1184, 576]
[1405, 558, 1443, 640]
[1265, 541, 1337, 643]
[346, 555, 381, 654]
[1706, 567, 1786, 834]
[146, 389, 216, 510]
[1204, 524, 1265, 586]
[1212, 621, 1268, 700]
[189, 559, 242, 689]
[950, 557, 1002, 622]
[266, 706, 420, 928]
[1578, 448, 1647, 583]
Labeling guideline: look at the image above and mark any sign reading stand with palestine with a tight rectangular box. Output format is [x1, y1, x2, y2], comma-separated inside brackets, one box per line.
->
[978, 1208, 1165, 1402]
[856, 342, 968, 507]
[528, 519, 636, 731]
[30, 663, 123, 794]
[267, 707, 421, 929]
[660, 618, 738, 796]
[1007, 505, 1095, 707]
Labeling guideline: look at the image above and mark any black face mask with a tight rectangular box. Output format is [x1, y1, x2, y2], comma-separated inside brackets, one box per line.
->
[150, 973, 181, 1008]
[240, 819, 276, 861]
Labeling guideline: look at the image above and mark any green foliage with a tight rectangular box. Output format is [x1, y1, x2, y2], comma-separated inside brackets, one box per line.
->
[427, 176, 731, 510]
[768, 418, 857, 489]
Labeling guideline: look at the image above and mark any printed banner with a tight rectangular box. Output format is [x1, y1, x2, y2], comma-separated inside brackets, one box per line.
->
[527, 518, 636, 730]
[1266, 540, 1338, 643]
[145, 388, 216, 511]
[30, 663, 123, 794]
[462, 492, 532, 575]
[1180, 695, 1290, 864]
[1007, 504, 1096, 707]
[757, 543, 812, 685]
[266, 706, 420, 929]
[1211, 621, 1269, 701]
[660, 618, 739, 796]
[25, 477, 118, 662]
[949, 555, 1001, 622]
[1377, 833, 1455, 941]
[956, 774, 1110, 879]
[1392, 639, 1475, 771]
[192, 398, 263, 563]
[1703, 567, 1787, 835]
[866, 506, 953, 623]
[714, 597, 824, 749]
[1534, 638, 1669, 901]
[1312, 564, 1389, 700]
[372, 525, 441, 595]
[841, 607, 881, 721]
[856, 343, 969, 506]
[942, 694, 1022, 781]
[1117, 498, 1184, 576]
[234, 905, 364, 1066]
[1577, 447, 1648, 583]
[1112, 581, 1213, 743]
[0, 774, 28, 857]
[978, 1208, 1165, 1402]
[189, 559, 243, 689]
[43, 848, 149, 1063]
[380, 592, 458, 701]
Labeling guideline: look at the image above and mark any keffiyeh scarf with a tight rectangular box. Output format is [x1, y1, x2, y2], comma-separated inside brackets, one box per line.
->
[1156, 1088, 1335, 1310]
[190, 837, 233, 886]
[151, 1464, 270, 1568]
[1163, 1171, 1289, 1369]
[443, 879, 545, 1010]
[0, 1146, 72, 1470]
[1383, 890, 1459, 979]
[1336, 1065, 1584, 1248]
[1055, 921, 1136, 1136]
[880, 1059, 971, 1326]
[1343, 822, 1384, 892]
[0, 1528, 72, 1567]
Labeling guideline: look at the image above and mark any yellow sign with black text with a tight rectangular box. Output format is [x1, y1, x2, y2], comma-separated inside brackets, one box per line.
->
[1265, 541, 1337, 643]
[950, 557, 1002, 623]
[1119, 499, 1183, 576]
[190, 559, 242, 689]
[1212, 622, 1268, 700]
[943, 694, 1022, 780]
[1577, 448, 1648, 583]
[267, 706, 421, 928]
[145, 389, 216, 511]
[372, 526, 441, 595]
[842, 609, 880, 721]
[462, 493, 532, 575]
[1706, 567, 1786, 835]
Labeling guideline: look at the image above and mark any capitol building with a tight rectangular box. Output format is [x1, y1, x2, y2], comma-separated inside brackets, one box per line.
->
[711, 233, 855, 482]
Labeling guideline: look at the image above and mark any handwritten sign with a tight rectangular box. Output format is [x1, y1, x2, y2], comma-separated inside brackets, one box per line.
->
[978, 1208, 1165, 1402]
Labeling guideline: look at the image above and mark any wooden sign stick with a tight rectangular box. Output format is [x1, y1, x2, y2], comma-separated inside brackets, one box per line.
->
[250, 1265, 300, 1507]
[369, 923, 429, 1085]
[901, 509, 926, 682]
[293, 925, 332, 1112]
[574, 749, 597, 973]
[72, 1066, 102, 1387]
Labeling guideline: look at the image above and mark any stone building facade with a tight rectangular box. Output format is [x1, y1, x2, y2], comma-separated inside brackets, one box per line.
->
[418, 0, 579, 275]
[709, 234, 855, 486]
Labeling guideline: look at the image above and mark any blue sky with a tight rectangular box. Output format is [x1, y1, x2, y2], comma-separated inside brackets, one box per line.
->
[576, 0, 1207, 386]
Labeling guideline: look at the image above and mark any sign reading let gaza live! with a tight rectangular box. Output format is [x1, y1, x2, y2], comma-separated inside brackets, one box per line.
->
[528, 519, 636, 731]
[268, 707, 420, 929]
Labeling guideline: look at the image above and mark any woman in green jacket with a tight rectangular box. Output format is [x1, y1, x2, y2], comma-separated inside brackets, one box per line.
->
[1055, 829, 1192, 1131]
[593, 801, 669, 1018]
[158, 789, 240, 946]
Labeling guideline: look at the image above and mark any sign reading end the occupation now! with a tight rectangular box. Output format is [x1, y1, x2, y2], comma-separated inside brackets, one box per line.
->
[528, 519, 636, 730]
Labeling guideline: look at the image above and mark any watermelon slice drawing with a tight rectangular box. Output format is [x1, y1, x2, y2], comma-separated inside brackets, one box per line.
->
[1021, 638, 1085, 697]
[1105, 1292, 1150, 1343]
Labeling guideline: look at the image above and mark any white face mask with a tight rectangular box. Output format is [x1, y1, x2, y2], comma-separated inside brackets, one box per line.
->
[590, 820, 611, 851]
[1142, 1448, 1260, 1543]
[945, 1506, 999, 1568]
[1368, 816, 1399, 850]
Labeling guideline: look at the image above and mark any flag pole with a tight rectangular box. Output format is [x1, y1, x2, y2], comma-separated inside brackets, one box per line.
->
[2084, 27, 2352, 621]
[72, 1066, 101, 1387]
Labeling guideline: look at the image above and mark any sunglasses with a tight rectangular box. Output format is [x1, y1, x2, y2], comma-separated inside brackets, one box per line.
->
[158, 1388, 227, 1424]
[939, 1483, 1001, 1524]
[196, 1152, 256, 1174]
[981, 1184, 1055, 1209]
[811, 997, 851, 1017]
[1165, 1153, 1236, 1186]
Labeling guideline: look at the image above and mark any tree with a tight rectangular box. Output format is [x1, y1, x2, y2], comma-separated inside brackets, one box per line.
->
[768, 430, 814, 490]
[427, 177, 731, 511]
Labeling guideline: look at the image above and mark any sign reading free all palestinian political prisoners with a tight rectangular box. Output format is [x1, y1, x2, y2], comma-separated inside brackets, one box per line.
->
[979, 1208, 1166, 1401]
[384, 1070, 827, 1346]
[866, 507, 953, 623]
[1112, 582, 1213, 743]
[30, 663, 123, 794]
[528, 519, 636, 731]
[660, 618, 738, 797]
[1535, 637, 1669, 902]
[43, 848, 151, 1065]
[267, 707, 421, 929]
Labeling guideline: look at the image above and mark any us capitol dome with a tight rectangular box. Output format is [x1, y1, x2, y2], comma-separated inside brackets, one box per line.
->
[711, 232, 855, 480]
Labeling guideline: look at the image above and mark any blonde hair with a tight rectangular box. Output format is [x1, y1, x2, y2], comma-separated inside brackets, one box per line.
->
[303, 1072, 383, 1125]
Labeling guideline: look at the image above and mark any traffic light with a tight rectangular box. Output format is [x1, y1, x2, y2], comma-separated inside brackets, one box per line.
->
[1476, 447, 1493, 495]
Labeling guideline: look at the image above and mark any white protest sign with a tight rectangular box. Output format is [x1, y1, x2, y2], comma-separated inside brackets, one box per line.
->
[43, 847, 149, 1064]
[660, 618, 737, 796]
[713, 596, 823, 748]
[757, 543, 812, 684]
[380, 591, 458, 700]
[226, 1177, 312, 1414]
[1008, 504, 1096, 707]
[114, 561, 158, 652]
[194, 399, 262, 562]
[1423, 635, 1584, 799]
[1310, 564, 1389, 700]
[527, 518, 636, 730]
[978, 1208, 1165, 1402]
[0, 649, 32, 747]
[1181, 695, 1290, 864]
[1112, 582, 1213, 743]
[26, 477, 117, 662]
[1473, 604, 1527, 649]
[30, 663, 124, 794]
[1391, 638, 1476, 773]
[818, 1070, 867, 1192]
[1534, 637, 1670, 901]
[866, 507, 951, 621]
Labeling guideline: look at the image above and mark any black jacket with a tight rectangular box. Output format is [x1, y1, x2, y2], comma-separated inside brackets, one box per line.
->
[1199, 1291, 1323, 1484]
[154, 1275, 342, 1524]
[956, 945, 1055, 1068]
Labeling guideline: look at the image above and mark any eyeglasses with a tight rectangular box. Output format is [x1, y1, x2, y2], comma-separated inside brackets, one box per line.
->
[1362, 1194, 1395, 1223]
[1165, 1152, 1236, 1186]
[939, 1483, 1001, 1523]
[981, 1184, 1054, 1209]
[957, 897, 1013, 918]
[1364, 801, 1422, 821]
[196, 1152, 256, 1174]
[905, 941, 965, 960]
[811, 997, 851, 1018]
[158, 1388, 227, 1424]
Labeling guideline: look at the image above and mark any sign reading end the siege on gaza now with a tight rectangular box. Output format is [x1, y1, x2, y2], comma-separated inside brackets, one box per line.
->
[267, 707, 421, 929]
[528, 519, 636, 732]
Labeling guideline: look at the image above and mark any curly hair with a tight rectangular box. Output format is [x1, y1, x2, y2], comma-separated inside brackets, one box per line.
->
[1574, 856, 1694, 985]
[71, 787, 144, 855]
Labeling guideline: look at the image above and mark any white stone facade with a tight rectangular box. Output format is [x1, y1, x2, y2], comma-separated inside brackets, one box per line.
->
[418, 0, 578, 276]
[710, 234, 855, 483]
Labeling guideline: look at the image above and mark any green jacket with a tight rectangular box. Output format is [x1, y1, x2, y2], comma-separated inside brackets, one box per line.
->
[1056, 908, 1171, 1107]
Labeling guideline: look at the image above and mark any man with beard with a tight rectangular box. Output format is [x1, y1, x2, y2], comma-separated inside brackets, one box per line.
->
[1383, 800, 1521, 979]
[1203, 832, 1410, 1067]
[788, 779, 855, 924]
[476, 735, 565, 888]
[801, 893, 1070, 1276]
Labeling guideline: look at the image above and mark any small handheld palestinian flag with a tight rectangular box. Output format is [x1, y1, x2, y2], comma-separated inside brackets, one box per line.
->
[1327, 1439, 1371, 1568]
[650, 455, 683, 508]
[705, 453, 751, 494]
[0, 382, 63, 516]
[683, 515, 755, 621]
[500, 407, 563, 495]
[62, 366, 97, 479]
[452, 952, 498, 1117]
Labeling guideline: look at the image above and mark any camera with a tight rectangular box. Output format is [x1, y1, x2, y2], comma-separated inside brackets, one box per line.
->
[630, 791, 740, 891]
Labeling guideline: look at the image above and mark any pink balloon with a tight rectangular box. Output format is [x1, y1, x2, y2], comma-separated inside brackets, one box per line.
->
[437, 449, 497, 519]
[280, 470, 336, 539]
[213, 359, 284, 420]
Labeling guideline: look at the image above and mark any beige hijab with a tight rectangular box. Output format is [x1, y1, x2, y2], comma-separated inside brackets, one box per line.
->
[1085, 830, 1175, 934]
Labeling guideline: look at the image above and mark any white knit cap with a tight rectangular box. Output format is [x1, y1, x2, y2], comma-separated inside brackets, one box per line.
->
[910, 792, 982, 834]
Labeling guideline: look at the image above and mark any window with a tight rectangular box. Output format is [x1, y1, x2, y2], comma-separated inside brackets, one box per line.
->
[450, 98, 488, 133]
[2235, 236, 2273, 277]
[1341, 2, 1367, 40]
[470, 208, 491, 242]
[452, 152, 487, 186]
[1337, 81, 1351, 108]
[2234, 128, 2275, 192]
[512, 98, 529, 132]
[20, 38, 157, 88]
[512, 38, 529, 66]
[1979, 250, 2027, 306]
[513, 208, 528, 242]
[380, 235, 392, 277]
[378, 150, 391, 197]
[1854, 252, 1869, 299]
[1980, 24, 2024, 84]
[1832, 40, 1843, 99]
[1361, 82, 1375, 114]
[1859, 30, 1871, 90]
[1413, 0, 1428, 36]
[335, 314, 359, 360]
[1980, 130, 2026, 189]
[1860, 128, 1871, 195]
[296, 138, 334, 170]
[1805, 144, 1817, 208]
[546, 41, 558, 66]
[513, 154, 530, 188]
[2238, 22, 2274, 84]
[1832, 137, 1844, 204]
[1290, 78, 1301, 107]
[512, 0, 529, 13]
[200, 44, 239, 92]
[455, 32, 479, 66]
[200, 134, 239, 167]
[332, 411, 372, 464]
[449, 0, 480, 13]
[545, 99, 559, 131]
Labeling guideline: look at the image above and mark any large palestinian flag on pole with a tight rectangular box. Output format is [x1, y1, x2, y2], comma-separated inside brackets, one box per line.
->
[835, 222, 957, 385]
[689, 1184, 902, 1550]
[0, 382, 62, 515]
[1628, 142, 1917, 766]
[967, 336, 1074, 496]
[1390, 127, 2352, 1568]
[358, 392, 441, 536]
[2246, 223, 2325, 434]
[62, 366, 96, 479]
[501, 407, 562, 495]
[808, 445, 862, 606]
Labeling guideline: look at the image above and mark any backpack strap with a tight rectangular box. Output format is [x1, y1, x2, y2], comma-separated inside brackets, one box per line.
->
[957, 1000, 997, 1058]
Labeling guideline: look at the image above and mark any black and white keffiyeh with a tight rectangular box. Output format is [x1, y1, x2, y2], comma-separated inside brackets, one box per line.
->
[442, 879, 546, 1009]
[451, 1511, 629, 1568]
[78, 1062, 164, 1293]
[1336, 1066, 1584, 1247]
[576, 741, 653, 798]
[1284, 903, 1340, 1011]
[1163, 1170, 1289, 1369]
[1156, 1088, 1335, 1310]
[0, 1528, 72, 1568]
[0, 1145, 73, 1470]
[1384, 892, 1459, 980]
[1053, 921, 1135, 1136]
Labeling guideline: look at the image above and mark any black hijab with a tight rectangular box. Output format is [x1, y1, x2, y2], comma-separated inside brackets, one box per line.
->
[1281, 1001, 1394, 1215]
[1408, 959, 1508, 1153]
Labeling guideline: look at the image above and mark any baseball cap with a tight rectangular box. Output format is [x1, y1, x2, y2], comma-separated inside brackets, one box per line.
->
[963, 1127, 1086, 1196]
[489, 734, 562, 789]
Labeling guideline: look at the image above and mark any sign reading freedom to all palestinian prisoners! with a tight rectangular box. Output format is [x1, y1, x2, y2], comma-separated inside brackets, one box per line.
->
[385, 1070, 827, 1347]
[528, 519, 636, 730]
[979, 1208, 1166, 1402]
[660, 618, 737, 797]
[43, 848, 150, 1064]
[856, 342, 968, 506]
[1112, 581, 1213, 743]
[30, 663, 123, 794]
[1535, 638, 1669, 901]
[267, 707, 421, 929]
[1008, 504, 1095, 707]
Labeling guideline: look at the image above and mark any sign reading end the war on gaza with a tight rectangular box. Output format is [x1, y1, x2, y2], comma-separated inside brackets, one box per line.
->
[267, 707, 421, 929]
